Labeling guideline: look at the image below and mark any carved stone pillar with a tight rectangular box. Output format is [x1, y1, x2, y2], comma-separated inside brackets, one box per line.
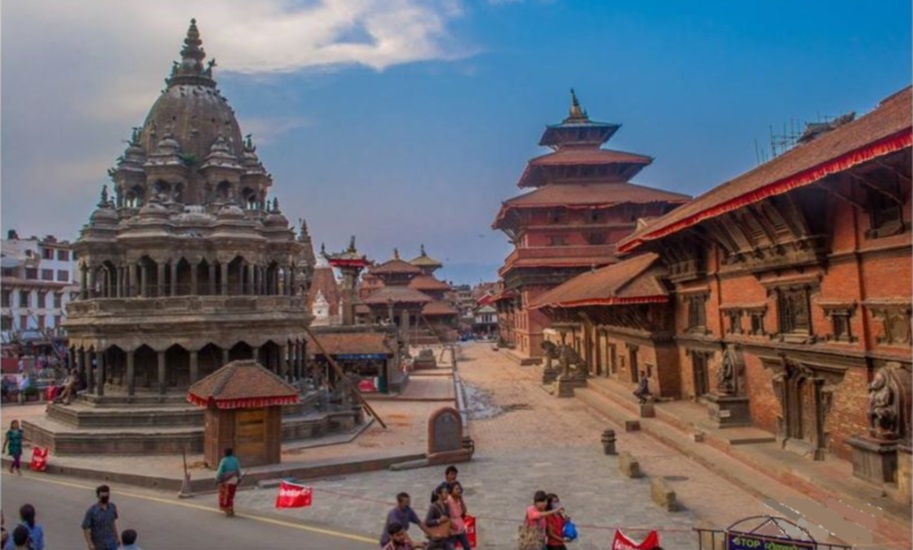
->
[86, 267, 96, 299]
[139, 264, 148, 297]
[170, 261, 178, 297]
[280, 344, 289, 380]
[190, 263, 198, 295]
[251, 346, 260, 363]
[221, 262, 230, 296]
[95, 350, 105, 396]
[221, 348, 229, 366]
[157, 350, 167, 395]
[85, 349, 94, 392]
[126, 349, 136, 396]
[127, 263, 136, 298]
[238, 262, 246, 295]
[189, 350, 199, 384]
[249, 265, 257, 296]
[208, 263, 217, 295]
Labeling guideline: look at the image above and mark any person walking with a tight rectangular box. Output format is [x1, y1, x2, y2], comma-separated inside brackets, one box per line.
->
[120, 529, 142, 550]
[8, 526, 29, 550]
[81, 485, 120, 550]
[379, 492, 430, 547]
[544, 494, 568, 550]
[215, 448, 242, 517]
[2, 420, 23, 476]
[424, 487, 453, 550]
[3, 504, 44, 550]
[16, 375, 28, 405]
[382, 522, 426, 550]
[445, 482, 470, 550]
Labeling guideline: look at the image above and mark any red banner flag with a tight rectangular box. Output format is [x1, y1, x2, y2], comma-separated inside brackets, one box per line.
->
[275, 481, 312, 508]
[612, 530, 659, 550]
[465, 515, 477, 548]
[29, 447, 49, 472]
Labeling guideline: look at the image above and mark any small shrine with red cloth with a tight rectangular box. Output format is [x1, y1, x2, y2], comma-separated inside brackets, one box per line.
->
[188, 360, 299, 468]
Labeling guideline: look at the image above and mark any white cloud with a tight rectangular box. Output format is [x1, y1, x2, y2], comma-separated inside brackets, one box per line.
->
[0, 0, 472, 239]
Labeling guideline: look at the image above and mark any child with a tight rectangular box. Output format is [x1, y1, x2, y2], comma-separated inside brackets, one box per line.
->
[2, 421, 23, 476]
[121, 529, 142, 550]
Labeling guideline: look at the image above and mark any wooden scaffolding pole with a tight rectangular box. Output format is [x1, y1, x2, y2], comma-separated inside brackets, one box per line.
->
[301, 324, 387, 429]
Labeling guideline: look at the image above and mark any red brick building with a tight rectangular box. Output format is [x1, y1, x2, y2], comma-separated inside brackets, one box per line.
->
[492, 91, 690, 360]
[534, 87, 912, 464]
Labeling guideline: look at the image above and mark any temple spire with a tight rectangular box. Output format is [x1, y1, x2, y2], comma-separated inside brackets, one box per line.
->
[167, 18, 214, 87]
[394, 248, 400, 260]
[567, 88, 589, 122]
[420, 243, 427, 256]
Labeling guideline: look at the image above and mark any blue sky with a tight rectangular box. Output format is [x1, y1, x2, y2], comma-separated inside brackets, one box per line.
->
[2, 0, 910, 284]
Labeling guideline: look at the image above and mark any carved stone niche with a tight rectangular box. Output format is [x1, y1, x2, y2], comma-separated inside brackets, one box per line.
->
[706, 345, 751, 428]
[848, 362, 911, 484]
[761, 354, 848, 461]
[819, 301, 858, 343]
[869, 302, 912, 347]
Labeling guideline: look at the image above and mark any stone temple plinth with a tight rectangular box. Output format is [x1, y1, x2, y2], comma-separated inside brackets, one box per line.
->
[23, 19, 363, 455]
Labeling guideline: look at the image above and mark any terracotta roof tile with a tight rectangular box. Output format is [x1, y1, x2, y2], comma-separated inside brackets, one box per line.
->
[409, 275, 452, 291]
[619, 87, 913, 254]
[422, 301, 459, 316]
[187, 360, 299, 409]
[530, 252, 667, 309]
[494, 183, 690, 228]
[306, 331, 393, 356]
[370, 258, 422, 275]
[362, 285, 433, 304]
[518, 148, 654, 187]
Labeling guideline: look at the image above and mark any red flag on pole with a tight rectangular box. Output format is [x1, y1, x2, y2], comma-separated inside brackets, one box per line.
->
[611, 530, 659, 550]
[275, 480, 312, 508]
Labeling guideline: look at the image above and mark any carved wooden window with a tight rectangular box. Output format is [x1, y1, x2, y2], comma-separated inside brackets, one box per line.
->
[53, 293, 62, 309]
[726, 311, 743, 334]
[866, 186, 904, 239]
[548, 235, 567, 247]
[749, 311, 766, 336]
[777, 287, 811, 335]
[822, 304, 856, 343]
[0, 291, 9, 308]
[687, 295, 708, 331]
[0, 316, 10, 331]
[872, 305, 912, 347]
[18, 291, 29, 308]
[549, 208, 567, 224]
[36, 291, 46, 309]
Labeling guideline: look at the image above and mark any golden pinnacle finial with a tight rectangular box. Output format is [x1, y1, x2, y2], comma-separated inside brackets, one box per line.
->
[568, 88, 586, 120]
[394, 248, 400, 260]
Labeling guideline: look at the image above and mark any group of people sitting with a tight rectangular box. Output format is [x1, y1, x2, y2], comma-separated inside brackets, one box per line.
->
[380, 466, 471, 550]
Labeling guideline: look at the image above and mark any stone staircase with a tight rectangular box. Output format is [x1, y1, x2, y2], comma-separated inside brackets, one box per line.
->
[24, 390, 363, 456]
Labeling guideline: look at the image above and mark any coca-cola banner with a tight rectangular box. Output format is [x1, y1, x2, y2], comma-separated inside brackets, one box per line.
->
[611, 529, 659, 550]
[29, 447, 49, 473]
[274, 480, 313, 508]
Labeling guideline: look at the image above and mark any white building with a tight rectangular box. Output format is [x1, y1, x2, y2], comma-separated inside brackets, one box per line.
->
[1, 230, 79, 344]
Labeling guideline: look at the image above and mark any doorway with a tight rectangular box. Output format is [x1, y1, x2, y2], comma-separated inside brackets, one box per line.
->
[629, 346, 639, 383]
[692, 352, 709, 398]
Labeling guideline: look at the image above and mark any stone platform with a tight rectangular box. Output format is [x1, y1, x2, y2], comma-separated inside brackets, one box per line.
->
[23, 390, 363, 455]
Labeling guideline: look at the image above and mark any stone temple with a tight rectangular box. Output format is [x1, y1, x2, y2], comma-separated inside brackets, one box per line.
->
[25, 20, 363, 454]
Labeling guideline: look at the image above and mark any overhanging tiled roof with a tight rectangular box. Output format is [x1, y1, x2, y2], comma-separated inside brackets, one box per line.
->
[187, 360, 299, 409]
[530, 252, 667, 309]
[493, 182, 690, 228]
[306, 332, 393, 356]
[362, 285, 433, 305]
[618, 87, 913, 254]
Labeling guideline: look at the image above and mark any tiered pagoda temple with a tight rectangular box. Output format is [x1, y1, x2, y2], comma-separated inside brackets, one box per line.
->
[492, 90, 690, 361]
[24, 20, 366, 454]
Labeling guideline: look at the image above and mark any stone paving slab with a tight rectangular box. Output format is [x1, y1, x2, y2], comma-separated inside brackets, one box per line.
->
[211, 446, 699, 549]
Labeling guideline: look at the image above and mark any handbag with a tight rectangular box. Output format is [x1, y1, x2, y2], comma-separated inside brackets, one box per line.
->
[562, 518, 578, 541]
[518, 518, 545, 550]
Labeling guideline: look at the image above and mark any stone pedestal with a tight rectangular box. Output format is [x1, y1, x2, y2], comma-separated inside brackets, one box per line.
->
[542, 367, 559, 384]
[895, 442, 912, 504]
[556, 376, 575, 398]
[705, 393, 751, 428]
[848, 435, 898, 484]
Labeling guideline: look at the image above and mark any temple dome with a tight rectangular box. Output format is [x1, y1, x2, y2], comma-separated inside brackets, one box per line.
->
[138, 20, 244, 164]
